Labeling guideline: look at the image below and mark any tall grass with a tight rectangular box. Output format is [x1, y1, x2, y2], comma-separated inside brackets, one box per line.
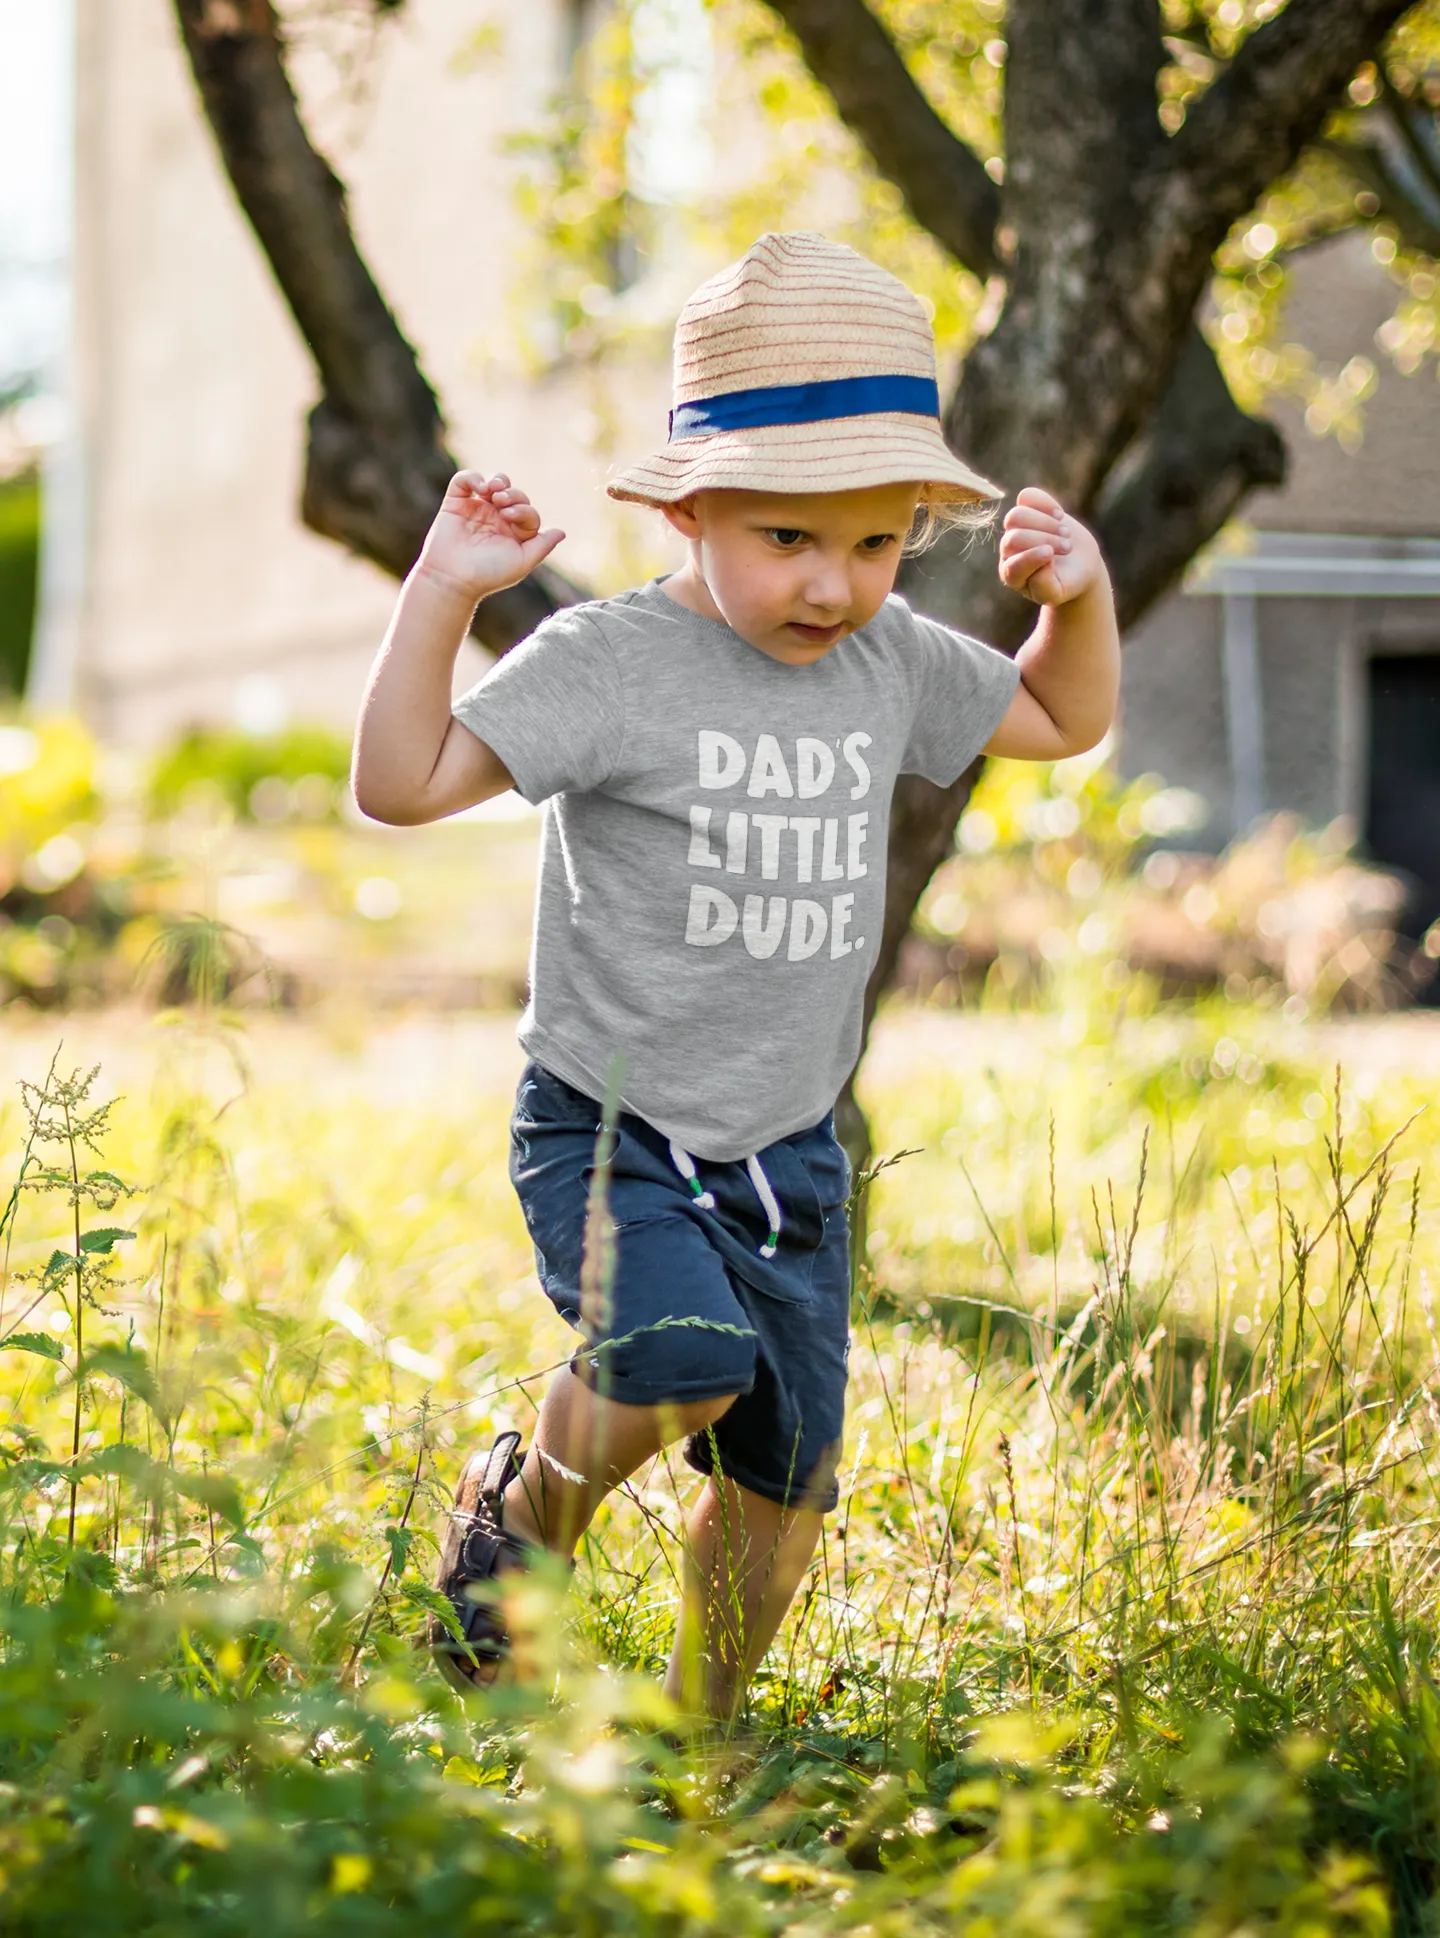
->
[0, 997, 1435, 1932]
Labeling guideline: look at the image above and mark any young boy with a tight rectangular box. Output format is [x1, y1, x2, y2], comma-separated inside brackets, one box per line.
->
[351, 232, 1119, 1717]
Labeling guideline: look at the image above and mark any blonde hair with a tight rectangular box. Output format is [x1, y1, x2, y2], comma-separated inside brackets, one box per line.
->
[905, 491, 1001, 556]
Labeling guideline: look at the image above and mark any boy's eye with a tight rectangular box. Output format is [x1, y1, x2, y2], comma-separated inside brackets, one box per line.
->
[859, 533, 898, 553]
[764, 528, 807, 548]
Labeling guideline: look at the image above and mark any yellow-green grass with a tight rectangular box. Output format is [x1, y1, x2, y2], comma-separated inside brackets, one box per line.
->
[0, 999, 1437, 1932]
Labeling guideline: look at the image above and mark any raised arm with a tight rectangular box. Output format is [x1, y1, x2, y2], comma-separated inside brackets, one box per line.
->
[351, 472, 564, 825]
[984, 488, 1120, 761]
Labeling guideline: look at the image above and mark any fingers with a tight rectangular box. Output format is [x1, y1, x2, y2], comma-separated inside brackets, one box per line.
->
[447, 469, 516, 501]
[1004, 488, 1070, 552]
[492, 483, 538, 531]
[999, 527, 1059, 572]
[1013, 484, 1064, 518]
[1003, 506, 1069, 545]
[446, 470, 552, 538]
[518, 527, 566, 569]
[1001, 491, 1072, 603]
[999, 547, 1055, 593]
[500, 500, 542, 538]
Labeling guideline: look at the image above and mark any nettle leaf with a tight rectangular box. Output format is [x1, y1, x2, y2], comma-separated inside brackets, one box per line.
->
[82, 1343, 167, 1419]
[76, 1445, 244, 1525]
[383, 1524, 416, 1575]
[221, 1531, 267, 1574]
[402, 1578, 467, 1645]
[81, 1442, 159, 1484]
[43, 1249, 75, 1284]
[83, 1170, 130, 1208]
[173, 1467, 244, 1526]
[1, 1330, 66, 1363]
[80, 1227, 136, 1255]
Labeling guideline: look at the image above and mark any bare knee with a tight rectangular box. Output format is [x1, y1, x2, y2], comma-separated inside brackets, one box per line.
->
[664, 1391, 738, 1440]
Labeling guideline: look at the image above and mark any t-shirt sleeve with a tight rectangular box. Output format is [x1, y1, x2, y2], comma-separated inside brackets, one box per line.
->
[451, 604, 625, 804]
[896, 601, 1022, 786]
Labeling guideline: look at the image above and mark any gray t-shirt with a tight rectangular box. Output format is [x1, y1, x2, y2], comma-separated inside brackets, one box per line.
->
[453, 578, 1019, 1160]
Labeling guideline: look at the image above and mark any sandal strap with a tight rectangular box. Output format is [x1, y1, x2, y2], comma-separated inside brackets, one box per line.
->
[477, 1428, 523, 1500]
[455, 1514, 534, 1582]
[431, 1432, 532, 1679]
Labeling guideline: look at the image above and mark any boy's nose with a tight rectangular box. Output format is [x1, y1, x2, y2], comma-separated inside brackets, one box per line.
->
[800, 562, 851, 614]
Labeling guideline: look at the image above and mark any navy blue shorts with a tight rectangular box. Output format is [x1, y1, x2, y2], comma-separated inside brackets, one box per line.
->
[509, 1060, 851, 1512]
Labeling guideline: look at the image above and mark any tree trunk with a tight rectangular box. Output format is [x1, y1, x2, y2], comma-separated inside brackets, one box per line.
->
[171, 0, 582, 649]
[172, 0, 1419, 1174]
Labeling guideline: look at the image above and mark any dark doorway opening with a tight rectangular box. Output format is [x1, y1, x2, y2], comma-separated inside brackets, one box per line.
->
[1366, 654, 1440, 957]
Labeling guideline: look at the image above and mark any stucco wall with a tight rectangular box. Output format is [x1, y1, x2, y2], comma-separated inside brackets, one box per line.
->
[1118, 230, 1440, 841]
[1118, 594, 1234, 840]
[53, 0, 681, 745]
[1247, 232, 1440, 540]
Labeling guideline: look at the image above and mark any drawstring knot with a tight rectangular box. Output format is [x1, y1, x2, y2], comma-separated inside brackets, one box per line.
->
[745, 1155, 782, 1258]
[668, 1141, 783, 1258]
[668, 1140, 716, 1210]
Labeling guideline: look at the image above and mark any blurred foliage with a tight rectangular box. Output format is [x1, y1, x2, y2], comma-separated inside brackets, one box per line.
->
[502, 0, 1001, 378]
[0, 1002, 1438, 1928]
[0, 719, 348, 1008]
[906, 751, 1427, 1012]
[0, 718, 127, 1007]
[0, 716, 97, 858]
[506, 0, 651, 370]
[0, 713, 536, 1010]
[1207, 2, 1440, 446]
[0, 470, 40, 697]
[506, 0, 1440, 459]
[146, 725, 351, 825]
[0, 712, 1419, 1014]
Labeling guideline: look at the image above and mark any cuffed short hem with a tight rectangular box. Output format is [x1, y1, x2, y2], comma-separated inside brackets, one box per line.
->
[570, 1350, 754, 1411]
[683, 1433, 843, 1515]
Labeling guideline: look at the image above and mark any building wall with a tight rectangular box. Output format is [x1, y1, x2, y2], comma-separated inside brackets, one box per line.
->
[48, 22, 1440, 778]
[1118, 230, 1440, 849]
[1247, 233, 1440, 539]
[1114, 592, 1234, 833]
[44, 0, 683, 746]
[1256, 595, 1349, 829]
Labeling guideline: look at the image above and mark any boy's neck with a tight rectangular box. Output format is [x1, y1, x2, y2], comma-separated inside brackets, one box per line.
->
[657, 561, 725, 625]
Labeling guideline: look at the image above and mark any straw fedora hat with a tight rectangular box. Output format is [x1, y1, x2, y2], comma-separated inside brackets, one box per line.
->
[606, 231, 1001, 508]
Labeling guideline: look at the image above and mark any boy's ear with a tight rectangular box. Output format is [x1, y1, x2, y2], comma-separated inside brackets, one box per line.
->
[659, 495, 702, 540]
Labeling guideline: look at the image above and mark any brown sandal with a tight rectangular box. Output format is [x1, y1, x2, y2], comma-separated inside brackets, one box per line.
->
[429, 1430, 535, 1691]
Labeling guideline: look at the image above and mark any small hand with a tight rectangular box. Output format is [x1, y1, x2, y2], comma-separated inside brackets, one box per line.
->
[416, 470, 565, 599]
[998, 486, 1102, 607]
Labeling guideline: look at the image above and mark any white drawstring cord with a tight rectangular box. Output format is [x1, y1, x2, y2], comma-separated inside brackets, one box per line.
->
[667, 1141, 783, 1258]
[668, 1139, 716, 1209]
[745, 1155, 782, 1259]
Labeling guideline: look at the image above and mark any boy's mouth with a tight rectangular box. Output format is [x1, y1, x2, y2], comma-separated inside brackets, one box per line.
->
[786, 621, 845, 646]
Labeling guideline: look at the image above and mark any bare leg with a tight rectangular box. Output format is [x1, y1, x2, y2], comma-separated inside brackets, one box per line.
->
[500, 1364, 736, 1556]
[663, 1475, 822, 1720]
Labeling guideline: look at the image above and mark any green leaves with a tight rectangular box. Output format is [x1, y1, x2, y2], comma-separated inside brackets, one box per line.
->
[173, 1466, 245, 1526]
[382, 1524, 416, 1576]
[0, 1331, 66, 1363]
[79, 1227, 137, 1255]
[81, 1343, 165, 1419]
[75, 1444, 244, 1526]
[42, 1248, 72, 1286]
[24, 1227, 135, 1293]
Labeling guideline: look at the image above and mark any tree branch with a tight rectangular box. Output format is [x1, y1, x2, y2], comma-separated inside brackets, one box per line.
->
[1161, 0, 1415, 258]
[760, 0, 1000, 279]
[1321, 75, 1440, 257]
[1095, 327, 1287, 631]
[172, 0, 580, 648]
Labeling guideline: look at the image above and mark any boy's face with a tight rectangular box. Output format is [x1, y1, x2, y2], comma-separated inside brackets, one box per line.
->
[661, 483, 923, 665]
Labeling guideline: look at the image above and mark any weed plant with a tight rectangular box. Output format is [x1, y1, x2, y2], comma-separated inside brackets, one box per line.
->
[0, 993, 1434, 1933]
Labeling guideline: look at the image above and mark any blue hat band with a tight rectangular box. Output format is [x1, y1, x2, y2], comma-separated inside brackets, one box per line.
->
[668, 373, 940, 442]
